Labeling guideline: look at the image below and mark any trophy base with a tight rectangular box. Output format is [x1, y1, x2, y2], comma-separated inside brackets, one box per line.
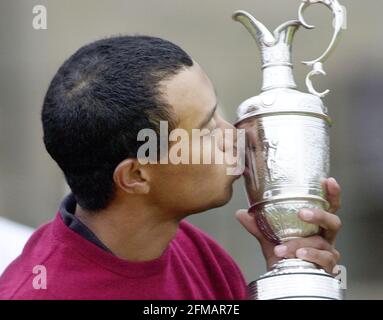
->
[249, 259, 343, 300]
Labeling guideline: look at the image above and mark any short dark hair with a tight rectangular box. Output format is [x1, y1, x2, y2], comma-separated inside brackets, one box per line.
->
[42, 35, 193, 211]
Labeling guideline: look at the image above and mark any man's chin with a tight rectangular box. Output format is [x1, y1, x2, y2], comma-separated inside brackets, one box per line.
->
[187, 187, 233, 215]
[211, 184, 234, 208]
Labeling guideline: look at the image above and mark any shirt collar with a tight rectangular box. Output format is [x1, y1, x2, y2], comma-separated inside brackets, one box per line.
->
[59, 193, 112, 253]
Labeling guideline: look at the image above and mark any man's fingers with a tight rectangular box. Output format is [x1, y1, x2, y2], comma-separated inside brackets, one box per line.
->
[273, 235, 333, 258]
[273, 236, 341, 273]
[298, 208, 342, 243]
[235, 209, 275, 251]
[296, 248, 338, 274]
[325, 177, 341, 213]
[235, 209, 263, 241]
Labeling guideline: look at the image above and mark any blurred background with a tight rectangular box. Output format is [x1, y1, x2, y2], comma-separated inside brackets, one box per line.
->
[0, 0, 382, 299]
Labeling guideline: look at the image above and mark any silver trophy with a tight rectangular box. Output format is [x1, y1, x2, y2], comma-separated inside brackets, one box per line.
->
[233, 0, 346, 300]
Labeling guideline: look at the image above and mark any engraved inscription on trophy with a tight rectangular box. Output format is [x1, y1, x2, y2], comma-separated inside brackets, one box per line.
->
[264, 138, 278, 180]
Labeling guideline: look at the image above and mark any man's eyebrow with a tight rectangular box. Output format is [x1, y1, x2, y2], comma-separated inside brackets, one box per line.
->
[198, 102, 218, 129]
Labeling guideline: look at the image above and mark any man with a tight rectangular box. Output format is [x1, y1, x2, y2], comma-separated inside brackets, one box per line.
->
[0, 36, 342, 299]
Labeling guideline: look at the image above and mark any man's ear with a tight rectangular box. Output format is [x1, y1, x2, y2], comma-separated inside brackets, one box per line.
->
[113, 159, 150, 194]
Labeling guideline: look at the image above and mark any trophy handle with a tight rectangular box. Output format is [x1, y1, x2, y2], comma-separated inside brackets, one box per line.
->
[298, 0, 346, 97]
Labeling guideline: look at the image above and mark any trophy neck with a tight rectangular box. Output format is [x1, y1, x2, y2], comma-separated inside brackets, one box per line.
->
[232, 10, 301, 92]
[260, 24, 299, 91]
[261, 44, 297, 91]
[262, 65, 296, 91]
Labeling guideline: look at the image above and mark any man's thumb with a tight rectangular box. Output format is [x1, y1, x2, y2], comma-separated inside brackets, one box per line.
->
[235, 209, 268, 245]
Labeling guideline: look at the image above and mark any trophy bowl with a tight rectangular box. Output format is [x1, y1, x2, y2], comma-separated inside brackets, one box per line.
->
[237, 110, 331, 244]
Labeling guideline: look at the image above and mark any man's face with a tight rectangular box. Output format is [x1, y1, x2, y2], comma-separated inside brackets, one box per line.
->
[145, 62, 240, 216]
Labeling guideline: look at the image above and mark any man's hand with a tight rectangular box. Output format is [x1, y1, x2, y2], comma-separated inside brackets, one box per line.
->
[236, 177, 342, 273]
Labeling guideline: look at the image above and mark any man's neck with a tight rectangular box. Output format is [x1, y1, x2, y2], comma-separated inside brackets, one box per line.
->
[74, 199, 181, 261]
